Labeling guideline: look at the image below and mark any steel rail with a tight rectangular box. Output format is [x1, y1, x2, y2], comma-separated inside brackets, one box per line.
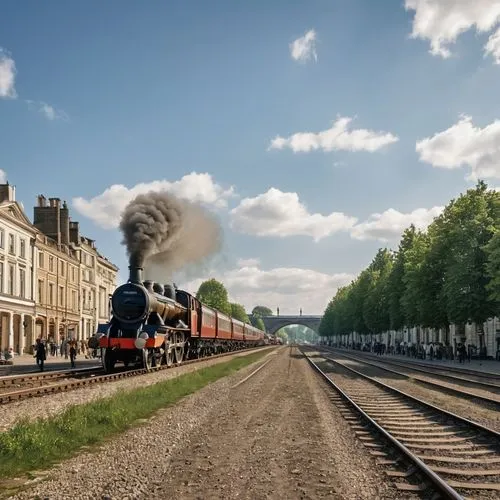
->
[328, 347, 500, 380]
[302, 349, 464, 499]
[328, 350, 500, 407]
[0, 366, 103, 387]
[0, 345, 275, 404]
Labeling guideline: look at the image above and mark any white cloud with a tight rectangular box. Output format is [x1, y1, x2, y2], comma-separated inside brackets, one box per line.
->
[416, 115, 500, 179]
[350, 206, 444, 241]
[181, 263, 355, 316]
[485, 26, 500, 63]
[230, 188, 357, 242]
[268, 116, 399, 153]
[25, 100, 69, 121]
[0, 169, 7, 184]
[405, 0, 500, 60]
[0, 48, 16, 99]
[73, 172, 236, 229]
[236, 257, 261, 267]
[290, 29, 318, 62]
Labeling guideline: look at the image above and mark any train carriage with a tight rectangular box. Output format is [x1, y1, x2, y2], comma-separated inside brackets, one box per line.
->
[97, 263, 268, 372]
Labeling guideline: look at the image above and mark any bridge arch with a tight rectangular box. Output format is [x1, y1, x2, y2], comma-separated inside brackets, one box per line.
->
[261, 315, 322, 335]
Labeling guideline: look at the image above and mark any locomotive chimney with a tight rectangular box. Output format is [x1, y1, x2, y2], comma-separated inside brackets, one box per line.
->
[128, 265, 143, 284]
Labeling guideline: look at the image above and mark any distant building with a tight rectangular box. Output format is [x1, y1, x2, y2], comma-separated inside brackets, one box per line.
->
[0, 184, 37, 354]
[33, 195, 119, 341]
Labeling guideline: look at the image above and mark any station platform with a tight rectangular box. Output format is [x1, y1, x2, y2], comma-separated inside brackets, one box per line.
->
[0, 354, 101, 376]
[329, 347, 500, 376]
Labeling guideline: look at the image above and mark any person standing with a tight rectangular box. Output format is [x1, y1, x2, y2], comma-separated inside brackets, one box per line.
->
[35, 339, 46, 372]
[69, 341, 77, 369]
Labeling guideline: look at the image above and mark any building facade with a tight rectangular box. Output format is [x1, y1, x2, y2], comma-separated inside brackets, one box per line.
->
[0, 184, 37, 354]
[34, 195, 118, 341]
[0, 184, 119, 354]
[34, 232, 81, 343]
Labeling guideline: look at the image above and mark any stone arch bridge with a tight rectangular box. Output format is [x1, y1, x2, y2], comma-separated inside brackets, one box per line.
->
[261, 315, 322, 335]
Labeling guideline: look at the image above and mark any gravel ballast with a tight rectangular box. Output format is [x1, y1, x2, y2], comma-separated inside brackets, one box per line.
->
[0, 347, 273, 433]
[10, 347, 393, 499]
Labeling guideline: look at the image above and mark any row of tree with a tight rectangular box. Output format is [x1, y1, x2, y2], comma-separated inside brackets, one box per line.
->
[195, 278, 273, 331]
[319, 181, 500, 341]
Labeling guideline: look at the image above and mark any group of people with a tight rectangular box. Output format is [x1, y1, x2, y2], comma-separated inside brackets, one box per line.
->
[33, 337, 83, 371]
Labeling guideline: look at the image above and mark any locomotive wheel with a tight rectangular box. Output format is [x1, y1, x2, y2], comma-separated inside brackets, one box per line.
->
[174, 332, 185, 365]
[142, 349, 154, 371]
[103, 348, 115, 373]
[165, 346, 174, 367]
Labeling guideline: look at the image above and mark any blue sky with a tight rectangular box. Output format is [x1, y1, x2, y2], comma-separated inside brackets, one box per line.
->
[2, 0, 500, 314]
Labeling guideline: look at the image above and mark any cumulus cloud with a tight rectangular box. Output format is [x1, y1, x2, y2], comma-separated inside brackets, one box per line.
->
[0, 48, 16, 99]
[0, 169, 7, 184]
[230, 188, 357, 242]
[181, 263, 354, 316]
[350, 206, 444, 241]
[268, 116, 399, 154]
[290, 29, 318, 62]
[416, 115, 500, 179]
[485, 26, 500, 63]
[73, 172, 236, 229]
[405, 0, 500, 60]
[25, 100, 69, 121]
[236, 257, 261, 267]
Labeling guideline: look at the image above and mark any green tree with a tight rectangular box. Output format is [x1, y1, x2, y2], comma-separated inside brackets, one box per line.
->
[230, 302, 250, 323]
[276, 329, 288, 343]
[250, 315, 266, 331]
[252, 305, 273, 317]
[388, 225, 417, 331]
[363, 248, 393, 335]
[485, 231, 500, 303]
[440, 182, 499, 334]
[196, 278, 231, 315]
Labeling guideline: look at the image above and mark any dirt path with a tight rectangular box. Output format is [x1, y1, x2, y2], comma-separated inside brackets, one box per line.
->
[153, 346, 390, 499]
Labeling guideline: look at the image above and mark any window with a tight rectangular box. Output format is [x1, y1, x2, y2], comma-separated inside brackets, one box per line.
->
[72, 290, 77, 311]
[38, 280, 44, 304]
[49, 256, 54, 272]
[0, 262, 3, 293]
[38, 252, 44, 268]
[49, 283, 54, 305]
[59, 286, 64, 307]
[7, 264, 14, 295]
[8, 234, 15, 255]
[0, 228, 4, 248]
[72, 266, 76, 282]
[60, 261, 65, 277]
[19, 268, 26, 298]
[20, 239, 26, 258]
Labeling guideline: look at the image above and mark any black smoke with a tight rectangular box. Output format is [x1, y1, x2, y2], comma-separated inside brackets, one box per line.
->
[119, 191, 222, 282]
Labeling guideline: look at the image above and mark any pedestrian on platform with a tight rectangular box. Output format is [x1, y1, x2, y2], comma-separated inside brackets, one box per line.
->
[35, 338, 46, 372]
[69, 341, 77, 369]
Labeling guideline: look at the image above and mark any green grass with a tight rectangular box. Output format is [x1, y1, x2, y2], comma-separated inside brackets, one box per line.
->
[0, 349, 268, 481]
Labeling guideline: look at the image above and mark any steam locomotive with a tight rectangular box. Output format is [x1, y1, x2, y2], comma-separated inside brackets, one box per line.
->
[95, 264, 266, 372]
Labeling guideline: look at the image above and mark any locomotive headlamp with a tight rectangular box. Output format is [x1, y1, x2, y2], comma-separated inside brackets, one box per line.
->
[134, 337, 147, 349]
[134, 331, 149, 349]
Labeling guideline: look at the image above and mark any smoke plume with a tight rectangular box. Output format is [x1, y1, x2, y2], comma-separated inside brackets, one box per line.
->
[119, 191, 223, 282]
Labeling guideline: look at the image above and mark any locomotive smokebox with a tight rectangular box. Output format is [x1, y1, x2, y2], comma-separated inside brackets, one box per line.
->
[128, 265, 144, 284]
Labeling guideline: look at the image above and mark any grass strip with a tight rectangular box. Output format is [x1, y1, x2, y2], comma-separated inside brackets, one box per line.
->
[0, 349, 268, 480]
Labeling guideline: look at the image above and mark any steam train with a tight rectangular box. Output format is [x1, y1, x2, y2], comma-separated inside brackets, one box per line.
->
[95, 264, 266, 372]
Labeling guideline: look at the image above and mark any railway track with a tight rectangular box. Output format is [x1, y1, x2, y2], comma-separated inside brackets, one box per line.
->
[303, 348, 500, 499]
[328, 347, 500, 384]
[324, 349, 500, 408]
[0, 346, 272, 405]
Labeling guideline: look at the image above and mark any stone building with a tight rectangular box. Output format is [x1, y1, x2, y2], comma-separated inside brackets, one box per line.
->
[0, 184, 37, 354]
[34, 196, 118, 340]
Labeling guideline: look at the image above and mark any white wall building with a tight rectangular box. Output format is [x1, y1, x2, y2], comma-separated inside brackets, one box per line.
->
[0, 184, 37, 354]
